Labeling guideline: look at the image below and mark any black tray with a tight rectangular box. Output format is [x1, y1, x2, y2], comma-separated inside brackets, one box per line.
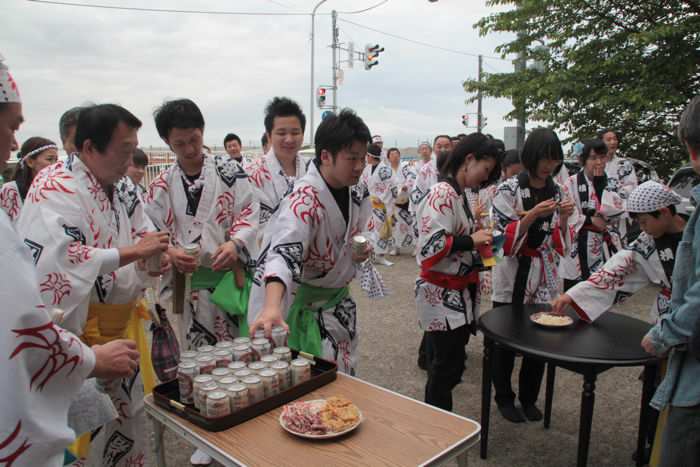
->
[153, 350, 338, 432]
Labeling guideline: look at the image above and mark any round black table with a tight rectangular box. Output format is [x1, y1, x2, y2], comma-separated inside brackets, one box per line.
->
[478, 304, 658, 467]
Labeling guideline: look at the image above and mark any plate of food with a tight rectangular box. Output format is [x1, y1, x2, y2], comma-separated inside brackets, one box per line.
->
[530, 312, 574, 328]
[280, 396, 362, 439]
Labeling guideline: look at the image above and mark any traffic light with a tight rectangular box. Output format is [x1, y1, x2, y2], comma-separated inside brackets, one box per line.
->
[461, 114, 469, 127]
[317, 86, 327, 108]
[364, 44, 384, 70]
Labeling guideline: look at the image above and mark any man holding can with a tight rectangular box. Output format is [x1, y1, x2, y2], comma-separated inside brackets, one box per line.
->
[249, 109, 373, 375]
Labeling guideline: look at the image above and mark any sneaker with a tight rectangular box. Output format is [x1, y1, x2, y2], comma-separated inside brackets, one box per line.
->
[522, 404, 543, 421]
[191, 449, 213, 466]
[375, 256, 394, 266]
[497, 404, 526, 423]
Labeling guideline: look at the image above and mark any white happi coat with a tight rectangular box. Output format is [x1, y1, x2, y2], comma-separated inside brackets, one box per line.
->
[0, 180, 22, 224]
[248, 162, 371, 374]
[389, 162, 417, 250]
[410, 156, 438, 212]
[559, 171, 625, 281]
[491, 174, 570, 304]
[366, 159, 395, 254]
[567, 231, 678, 322]
[0, 210, 95, 467]
[17, 156, 153, 467]
[247, 149, 308, 229]
[145, 154, 259, 348]
[415, 181, 482, 331]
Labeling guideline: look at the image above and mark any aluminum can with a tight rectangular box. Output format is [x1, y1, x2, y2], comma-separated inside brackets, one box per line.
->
[232, 344, 253, 363]
[195, 355, 216, 375]
[193, 374, 215, 411]
[258, 369, 279, 398]
[352, 235, 368, 255]
[232, 337, 251, 346]
[180, 350, 198, 362]
[252, 329, 265, 340]
[177, 361, 198, 404]
[225, 383, 249, 412]
[217, 376, 237, 387]
[211, 367, 232, 382]
[183, 243, 201, 258]
[290, 358, 311, 386]
[215, 340, 235, 351]
[271, 326, 288, 348]
[242, 376, 264, 404]
[260, 355, 279, 367]
[206, 391, 231, 418]
[196, 381, 218, 413]
[247, 362, 266, 374]
[270, 361, 292, 391]
[251, 338, 272, 360]
[233, 369, 253, 380]
[272, 347, 292, 363]
[227, 361, 247, 372]
[213, 349, 233, 368]
[197, 345, 216, 355]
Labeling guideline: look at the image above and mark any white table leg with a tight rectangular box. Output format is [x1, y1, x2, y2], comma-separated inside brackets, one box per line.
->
[457, 451, 468, 467]
[151, 414, 167, 467]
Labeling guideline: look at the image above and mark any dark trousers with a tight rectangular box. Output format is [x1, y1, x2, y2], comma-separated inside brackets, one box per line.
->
[491, 300, 545, 408]
[424, 325, 470, 411]
[418, 332, 432, 369]
[659, 404, 700, 467]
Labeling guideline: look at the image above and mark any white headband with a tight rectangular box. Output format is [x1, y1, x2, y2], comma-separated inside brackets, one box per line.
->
[0, 53, 21, 104]
[20, 144, 58, 163]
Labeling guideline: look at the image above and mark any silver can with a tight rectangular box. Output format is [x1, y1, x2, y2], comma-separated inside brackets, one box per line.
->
[227, 361, 247, 372]
[197, 345, 216, 355]
[290, 358, 311, 386]
[232, 344, 253, 363]
[272, 346, 292, 363]
[181, 350, 198, 362]
[193, 375, 215, 411]
[225, 383, 249, 412]
[206, 391, 231, 418]
[183, 243, 201, 259]
[270, 361, 292, 391]
[252, 329, 265, 340]
[196, 381, 218, 413]
[242, 376, 264, 404]
[217, 376, 237, 387]
[213, 349, 233, 368]
[258, 369, 279, 398]
[215, 340, 235, 351]
[232, 337, 251, 346]
[211, 367, 231, 381]
[248, 362, 266, 374]
[260, 355, 279, 367]
[195, 355, 216, 375]
[352, 235, 368, 255]
[251, 338, 272, 360]
[233, 369, 253, 380]
[177, 361, 198, 404]
[270, 326, 288, 348]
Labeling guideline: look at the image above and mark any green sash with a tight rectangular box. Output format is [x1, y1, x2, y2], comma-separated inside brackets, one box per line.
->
[287, 284, 349, 358]
[192, 267, 252, 337]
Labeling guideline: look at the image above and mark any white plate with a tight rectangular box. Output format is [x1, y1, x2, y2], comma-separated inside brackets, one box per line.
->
[530, 312, 574, 328]
[279, 399, 363, 440]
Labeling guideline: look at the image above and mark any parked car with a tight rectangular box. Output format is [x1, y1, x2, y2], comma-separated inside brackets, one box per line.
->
[669, 165, 700, 216]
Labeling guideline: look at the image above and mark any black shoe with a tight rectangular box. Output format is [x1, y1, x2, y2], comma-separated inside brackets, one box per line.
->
[498, 404, 526, 423]
[522, 404, 543, 421]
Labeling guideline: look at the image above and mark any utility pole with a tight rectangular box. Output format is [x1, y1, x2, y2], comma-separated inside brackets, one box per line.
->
[514, 34, 526, 150]
[477, 54, 483, 133]
[331, 10, 339, 111]
[309, 0, 327, 147]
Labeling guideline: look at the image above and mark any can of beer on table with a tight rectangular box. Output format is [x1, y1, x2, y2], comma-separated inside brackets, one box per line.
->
[242, 376, 264, 404]
[213, 349, 233, 368]
[217, 376, 237, 387]
[260, 355, 279, 367]
[233, 369, 253, 380]
[206, 391, 231, 418]
[290, 358, 312, 386]
[232, 337, 251, 346]
[196, 381, 218, 413]
[248, 362, 266, 374]
[177, 361, 198, 404]
[271, 326, 288, 348]
[258, 369, 279, 398]
[215, 340, 235, 351]
[192, 375, 215, 411]
[211, 367, 232, 382]
[225, 383, 249, 412]
[272, 347, 292, 363]
[195, 355, 216, 375]
[232, 344, 253, 363]
[227, 361, 247, 372]
[352, 235, 369, 256]
[251, 338, 272, 360]
[197, 345, 216, 355]
[270, 361, 292, 391]
[252, 329, 265, 340]
[181, 350, 198, 363]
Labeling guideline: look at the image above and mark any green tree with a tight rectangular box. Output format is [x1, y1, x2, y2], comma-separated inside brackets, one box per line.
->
[465, 0, 700, 177]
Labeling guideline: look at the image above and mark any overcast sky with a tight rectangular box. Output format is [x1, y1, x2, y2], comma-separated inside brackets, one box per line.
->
[2, 0, 517, 151]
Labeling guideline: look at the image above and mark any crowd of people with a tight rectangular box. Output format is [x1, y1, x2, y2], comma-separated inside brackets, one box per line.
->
[1, 50, 699, 467]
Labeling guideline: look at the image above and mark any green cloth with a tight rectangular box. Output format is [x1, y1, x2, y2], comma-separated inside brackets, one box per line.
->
[287, 284, 349, 358]
[190, 267, 227, 290]
[209, 269, 252, 337]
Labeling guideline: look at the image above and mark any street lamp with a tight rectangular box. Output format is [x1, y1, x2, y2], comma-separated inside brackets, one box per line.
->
[309, 0, 327, 147]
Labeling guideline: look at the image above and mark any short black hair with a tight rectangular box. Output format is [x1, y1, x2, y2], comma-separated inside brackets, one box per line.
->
[502, 149, 521, 169]
[314, 108, 370, 162]
[441, 132, 503, 188]
[264, 97, 306, 134]
[387, 147, 400, 157]
[132, 148, 148, 167]
[153, 99, 204, 141]
[434, 134, 451, 146]
[15, 136, 58, 200]
[261, 133, 268, 147]
[520, 128, 563, 173]
[579, 138, 607, 164]
[367, 143, 382, 158]
[596, 128, 620, 143]
[224, 133, 242, 146]
[75, 104, 142, 153]
[679, 96, 700, 151]
[59, 106, 83, 143]
[630, 204, 677, 219]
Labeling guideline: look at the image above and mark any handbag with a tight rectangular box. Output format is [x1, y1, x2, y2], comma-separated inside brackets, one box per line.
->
[150, 303, 181, 382]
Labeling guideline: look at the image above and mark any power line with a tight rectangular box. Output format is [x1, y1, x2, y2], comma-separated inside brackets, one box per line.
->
[336, 0, 389, 15]
[338, 17, 508, 61]
[26, 0, 310, 15]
